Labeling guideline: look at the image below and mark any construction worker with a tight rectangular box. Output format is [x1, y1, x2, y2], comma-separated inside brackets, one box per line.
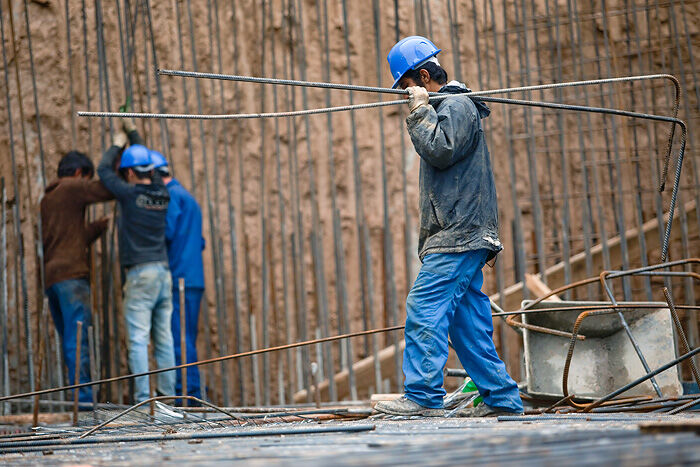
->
[97, 117, 175, 403]
[375, 36, 523, 417]
[149, 150, 205, 401]
[41, 151, 113, 404]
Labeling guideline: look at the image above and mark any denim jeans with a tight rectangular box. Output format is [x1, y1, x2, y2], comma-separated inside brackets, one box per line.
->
[403, 250, 523, 412]
[46, 278, 93, 403]
[123, 261, 176, 402]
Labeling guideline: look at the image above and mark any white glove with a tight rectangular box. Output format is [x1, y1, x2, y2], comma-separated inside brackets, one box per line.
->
[112, 131, 128, 148]
[406, 86, 430, 113]
[121, 115, 137, 133]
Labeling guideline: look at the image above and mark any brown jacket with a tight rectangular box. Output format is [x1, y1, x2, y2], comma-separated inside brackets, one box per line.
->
[41, 178, 114, 289]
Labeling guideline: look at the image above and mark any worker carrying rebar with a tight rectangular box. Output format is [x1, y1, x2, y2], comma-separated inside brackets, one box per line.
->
[41, 151, 114, 405]
[149, 151, 205, 402]
[97, 114, 176, 404]
[375, 36, 523, 417]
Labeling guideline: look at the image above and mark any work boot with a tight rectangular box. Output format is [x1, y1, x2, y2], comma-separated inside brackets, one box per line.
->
[455, 403, 523, 418]
[374, 396, 445, 417]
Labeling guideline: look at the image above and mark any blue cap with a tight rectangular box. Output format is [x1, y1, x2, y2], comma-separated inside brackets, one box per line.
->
[387, 36, 441, 89]
[119, 144, 153, 171]
[149, 150, 168, 169]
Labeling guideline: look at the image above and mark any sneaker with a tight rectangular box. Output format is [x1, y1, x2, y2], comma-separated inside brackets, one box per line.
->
[374, 396, 445, 417]
[455, 403, 524, 418]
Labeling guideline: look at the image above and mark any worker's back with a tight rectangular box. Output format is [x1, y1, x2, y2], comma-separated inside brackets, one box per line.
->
[165, 179, 205, 289]
[41, 177, 112, 288]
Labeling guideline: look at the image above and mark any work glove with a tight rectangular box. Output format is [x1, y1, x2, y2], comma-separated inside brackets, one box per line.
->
[118, 99, 136, 133]
[406, 86, 430, 113]
[112, 130, 128, 149]
[121, 115, 137, 133]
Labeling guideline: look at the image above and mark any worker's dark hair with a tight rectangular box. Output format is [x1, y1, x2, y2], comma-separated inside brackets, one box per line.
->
[57, 151, 95, 178]
[119, 167, 152, 180]
[403, 61, 448, 86]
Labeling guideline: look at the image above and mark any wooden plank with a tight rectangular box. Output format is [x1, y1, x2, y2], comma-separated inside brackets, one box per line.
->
[525, 273, 562, 301]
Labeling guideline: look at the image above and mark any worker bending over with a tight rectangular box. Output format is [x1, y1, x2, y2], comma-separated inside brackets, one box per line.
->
[150, 151, 205, 401]
[41, 151, 113, 404]
[375, 36, 523, 417]
[97, 116, 175, 403]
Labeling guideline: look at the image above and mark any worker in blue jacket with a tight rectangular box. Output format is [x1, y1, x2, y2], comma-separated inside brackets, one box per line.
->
[150, 151, 205, 401]
[375, 36, 523, 417]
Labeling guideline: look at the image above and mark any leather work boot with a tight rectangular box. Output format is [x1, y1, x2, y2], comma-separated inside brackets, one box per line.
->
[374, 396, 445, 417]
[456, 403, 524, 418]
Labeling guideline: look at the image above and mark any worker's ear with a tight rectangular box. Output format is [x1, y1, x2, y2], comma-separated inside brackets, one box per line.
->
[419, 68, 431, 85]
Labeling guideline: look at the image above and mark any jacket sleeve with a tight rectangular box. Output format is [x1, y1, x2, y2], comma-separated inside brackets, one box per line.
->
[85, 218, 109, 244]
[127, 129, 145, 146]
[405, 97, 479, 170]
[97, 145, 134, 200]
[80, 179, 115, 204]
[165, 194, 180, 244]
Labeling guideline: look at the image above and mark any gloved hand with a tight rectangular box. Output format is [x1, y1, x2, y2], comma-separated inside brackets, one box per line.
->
[112, 131, 128, 148]
[118, 99, 136, 133]
[120, 115, 136, 133]
[406, 86, 430, 113]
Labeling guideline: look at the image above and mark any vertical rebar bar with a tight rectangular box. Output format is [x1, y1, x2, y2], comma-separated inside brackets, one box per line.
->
[0, 179, 7, 415]
[73, 321, 82, 426]
[372, 0, 401, 392]
[228, 0, 247, 406]
[64, 0, 77, 148]
[273, 0, 297, 402]
[179, 278, 187, 405]
[294, 0, 335, 401]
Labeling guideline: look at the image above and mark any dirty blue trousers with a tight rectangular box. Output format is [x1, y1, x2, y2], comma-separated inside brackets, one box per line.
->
[46, 278, 93, 404]
[403, 249, 523, 412]
[124, 262, 176, 403]
[171, 287, 203, 400]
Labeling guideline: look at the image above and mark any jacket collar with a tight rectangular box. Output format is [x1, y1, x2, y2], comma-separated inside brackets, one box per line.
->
[436, 81, 491, 119]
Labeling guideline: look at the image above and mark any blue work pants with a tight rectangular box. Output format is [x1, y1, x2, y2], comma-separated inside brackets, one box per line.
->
[123, 262, 176, 403]
[46, 278, 93, 403]
[403, 250, 523, 412]
[171, 286, 203, 400]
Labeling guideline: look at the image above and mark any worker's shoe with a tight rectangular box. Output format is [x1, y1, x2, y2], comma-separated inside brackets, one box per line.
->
[374, 396, 445, 417]
[456, 403, 523, 418]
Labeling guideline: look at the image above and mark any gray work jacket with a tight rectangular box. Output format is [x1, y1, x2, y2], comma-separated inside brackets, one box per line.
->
[406, 81, 502, 262]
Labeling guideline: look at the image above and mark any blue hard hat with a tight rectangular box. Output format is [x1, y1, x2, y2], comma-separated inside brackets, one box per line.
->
[119, 144, 154, 171]
[387, 36, 441, 89]
[149, 150, 168, 169]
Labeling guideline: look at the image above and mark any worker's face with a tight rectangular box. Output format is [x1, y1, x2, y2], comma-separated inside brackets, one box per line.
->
[398, 76, 422, 90]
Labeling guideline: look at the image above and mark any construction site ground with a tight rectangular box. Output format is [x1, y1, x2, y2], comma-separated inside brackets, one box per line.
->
[2, 409, 700, 465]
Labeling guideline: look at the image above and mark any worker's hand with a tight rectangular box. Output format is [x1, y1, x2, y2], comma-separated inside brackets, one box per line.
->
[406, 86, 430, 113]
[121, 115, 136, 133]
[112, 131, 128, 149]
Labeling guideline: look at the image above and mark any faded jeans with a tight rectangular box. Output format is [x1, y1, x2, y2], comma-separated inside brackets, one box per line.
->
[123, 261, 176, 402]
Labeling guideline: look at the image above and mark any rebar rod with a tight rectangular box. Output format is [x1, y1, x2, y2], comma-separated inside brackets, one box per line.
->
[78, 395, 247, 439]
[373, 0, 401, 393]
[286, 0, 311, 402]
[157, 69, 678, 100]
[3, 0, 35, 396]
[294, 0, 334, 403]
[228, 0, 248, 407]
[0, 324, 404, 404]
[583, 346, 700, 412]
[64, 0, 77, 148]
[599, 273, 663, 396]
[0, 179, 7, 415]
[0, 424, 376, 453]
